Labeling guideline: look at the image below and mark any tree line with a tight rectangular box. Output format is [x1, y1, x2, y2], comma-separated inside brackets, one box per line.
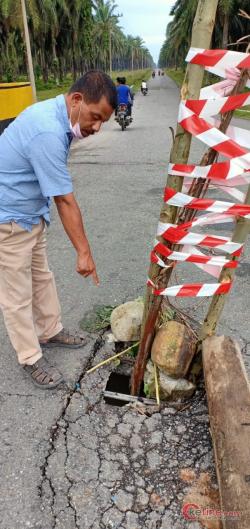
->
[0, 0, 154, 83]
[158, 0, 250, 69]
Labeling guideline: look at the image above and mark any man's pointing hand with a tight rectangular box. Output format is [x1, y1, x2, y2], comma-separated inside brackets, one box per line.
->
[76, 251, 100, 285]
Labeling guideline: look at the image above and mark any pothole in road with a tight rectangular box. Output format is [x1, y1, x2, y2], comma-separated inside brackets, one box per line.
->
[104, 371, 146, 407]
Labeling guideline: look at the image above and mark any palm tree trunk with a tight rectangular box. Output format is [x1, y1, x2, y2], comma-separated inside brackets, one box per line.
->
[222, 13, 229, 48]
[40, 47, 48, 84]
[58, 57, 64, 83]
[72, 42, 77, 81]
[130, 0, 220, 396]
[109, 28, 112, 74]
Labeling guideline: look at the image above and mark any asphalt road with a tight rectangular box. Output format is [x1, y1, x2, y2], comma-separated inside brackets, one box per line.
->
[0, 74, 249, 529]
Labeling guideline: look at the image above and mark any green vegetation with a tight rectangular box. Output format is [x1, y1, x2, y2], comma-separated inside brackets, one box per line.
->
[0, 0, 154, 84]
[80, 304, 116, 332]
[159, 0, 250, 69]
[37, 78, 73, 102]
[234, 107, 250, 119]
[165, 69, 184, 87]
[111, 69, 152, 92]
[36, 69, 152, 101]
[166, 68, 250, 120]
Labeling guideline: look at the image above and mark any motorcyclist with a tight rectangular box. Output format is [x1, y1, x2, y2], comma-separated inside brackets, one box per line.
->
[141, 80, 148, 94]
[116, 77, 133, 121]
[152, 71, 155, 78]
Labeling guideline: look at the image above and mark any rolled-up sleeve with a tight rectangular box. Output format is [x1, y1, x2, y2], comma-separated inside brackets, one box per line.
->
[28, 132, 73, 197]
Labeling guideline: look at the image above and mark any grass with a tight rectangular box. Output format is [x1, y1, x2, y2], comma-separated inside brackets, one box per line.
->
[165, 68, 185, 87]
[166, 68, 250, 120]
[35, 69, 151, 101]
[37, 80, 72, 101]
[3, 69, 151, 101]
[234, 106, 250, 119]
[111, 69, 152, 92]
[80, 304, 116, 332]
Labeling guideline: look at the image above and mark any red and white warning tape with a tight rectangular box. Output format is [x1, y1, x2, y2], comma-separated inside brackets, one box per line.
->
[147, 47, 250, 298]
[164, 187, 250, 217]
[186, 48, 250, 73]
[147, 278, 232, 298]
[156, 225, 243, 254]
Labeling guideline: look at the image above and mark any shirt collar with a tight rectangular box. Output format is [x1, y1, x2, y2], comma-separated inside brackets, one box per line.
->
[55, 94, 71, 134]
[55, 94, 73, 145]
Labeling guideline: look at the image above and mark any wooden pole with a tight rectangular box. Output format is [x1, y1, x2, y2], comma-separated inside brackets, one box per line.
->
[200, 184, 250, 341]
[203, 335, 250, 528]
[109, 28, 112, 75]
[20, 0, 37, 102]
[131, 0, 219, 396]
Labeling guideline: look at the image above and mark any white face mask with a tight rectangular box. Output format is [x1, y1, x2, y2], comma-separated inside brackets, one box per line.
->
[69, 101, 84, 140]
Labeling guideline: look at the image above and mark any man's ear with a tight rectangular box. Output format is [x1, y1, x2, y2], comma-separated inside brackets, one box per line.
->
[70, 92, 83, 108]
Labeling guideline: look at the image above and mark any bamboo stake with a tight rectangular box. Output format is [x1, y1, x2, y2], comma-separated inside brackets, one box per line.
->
[154, 363, 160, 406]
[87, 342, 139, 374]
[131, 0, 219, 396]
[199, 185, 250, 341]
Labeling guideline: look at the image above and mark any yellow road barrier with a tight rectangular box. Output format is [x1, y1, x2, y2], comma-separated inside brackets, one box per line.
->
[0, 82, 33, 121]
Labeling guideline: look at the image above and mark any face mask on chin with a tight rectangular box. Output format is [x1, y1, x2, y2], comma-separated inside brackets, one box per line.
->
[69, 101, 84, 140]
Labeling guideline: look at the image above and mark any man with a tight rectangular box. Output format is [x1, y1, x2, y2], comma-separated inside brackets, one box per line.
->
[116, 76, 133, 119]
[0, 70, 117, 389]
[141, 80, 148, 93]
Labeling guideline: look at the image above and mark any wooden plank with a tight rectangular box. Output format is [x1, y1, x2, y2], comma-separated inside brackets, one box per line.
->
[202, 335, 250, 529]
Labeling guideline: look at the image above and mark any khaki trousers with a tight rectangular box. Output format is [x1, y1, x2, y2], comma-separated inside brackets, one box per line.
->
[0, 221, 63, 365]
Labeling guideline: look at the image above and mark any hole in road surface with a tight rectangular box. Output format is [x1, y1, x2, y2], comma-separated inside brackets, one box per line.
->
[104, 372, 145, 407]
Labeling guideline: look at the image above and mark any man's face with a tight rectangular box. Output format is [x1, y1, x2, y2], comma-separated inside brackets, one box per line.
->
[69, 93, 113, 137]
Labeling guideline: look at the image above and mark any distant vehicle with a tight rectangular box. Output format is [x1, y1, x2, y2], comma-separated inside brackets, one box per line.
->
[141, 81, 148, 95]
[116, 103, 132, 131]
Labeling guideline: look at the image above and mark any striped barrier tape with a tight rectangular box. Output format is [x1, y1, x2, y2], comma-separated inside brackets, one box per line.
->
[164, 187, 250, 217]
[147, 47, 250, 297]
[147, 278, 232, 298]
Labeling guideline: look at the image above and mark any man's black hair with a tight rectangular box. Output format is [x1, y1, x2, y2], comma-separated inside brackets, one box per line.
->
[120, 77, 126, 84]
[69, 70, 117, 110]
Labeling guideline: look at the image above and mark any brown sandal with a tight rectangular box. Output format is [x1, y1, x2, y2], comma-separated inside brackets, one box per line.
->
[40, 329, 87, 349]
[23, 357, 64, 389]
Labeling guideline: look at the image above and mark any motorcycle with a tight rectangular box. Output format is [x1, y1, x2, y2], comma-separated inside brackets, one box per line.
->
[116, 103, 131, 131]
[142, 87, 147, 96]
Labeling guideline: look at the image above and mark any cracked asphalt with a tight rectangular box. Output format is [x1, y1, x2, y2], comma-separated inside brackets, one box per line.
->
[0, 74, 249, 529]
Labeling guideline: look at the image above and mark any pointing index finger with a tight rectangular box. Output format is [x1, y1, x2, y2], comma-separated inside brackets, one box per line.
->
[92, 269, 100, 286]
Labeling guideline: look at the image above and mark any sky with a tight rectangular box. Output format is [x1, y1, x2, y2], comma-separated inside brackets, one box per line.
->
[115, 0, 175, 64]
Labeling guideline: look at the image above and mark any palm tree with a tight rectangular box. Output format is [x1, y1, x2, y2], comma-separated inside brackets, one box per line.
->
[0, 0, 153, 83]
[159, 0, 250, 68]
[93, 0, 121, 73]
